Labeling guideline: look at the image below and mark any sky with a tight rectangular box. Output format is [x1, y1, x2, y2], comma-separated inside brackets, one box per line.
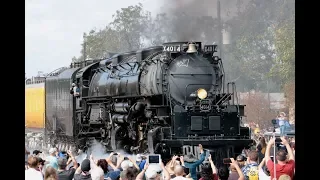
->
[25, 0, 242, 77]
[25, 0, 160, 77]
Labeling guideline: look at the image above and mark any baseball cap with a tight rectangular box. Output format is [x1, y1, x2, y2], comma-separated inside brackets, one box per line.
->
[120, 160, 133, 171]
[81, 159, 91, 172]
[49, 148, 57, 154]
[37, 157, 46, 165]
[136, 154, 142, 162]
[33, 150, 42, 155]
[236, 155, 245, 161]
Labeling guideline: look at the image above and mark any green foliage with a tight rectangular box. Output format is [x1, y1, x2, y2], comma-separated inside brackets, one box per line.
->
[224, 0, 294, 91]
[73, 3, 151, 62]
[271, 20, 295, 83]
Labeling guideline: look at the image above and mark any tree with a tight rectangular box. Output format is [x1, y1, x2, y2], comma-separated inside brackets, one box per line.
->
[241, 91, 277, 129]
[73, 3, 152, 61]
[110, 3, 151, 51]
[223, 0, 295, 92]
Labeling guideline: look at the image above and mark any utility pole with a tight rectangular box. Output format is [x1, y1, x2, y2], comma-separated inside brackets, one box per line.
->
[217, 0, 222, 59]
[83, 33, 87, 62]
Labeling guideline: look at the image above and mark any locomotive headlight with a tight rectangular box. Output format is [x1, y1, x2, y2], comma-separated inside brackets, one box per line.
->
[197, 88, 208, 99]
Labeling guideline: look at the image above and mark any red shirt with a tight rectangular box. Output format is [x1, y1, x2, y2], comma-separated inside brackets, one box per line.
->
[267, 159, 295, 180]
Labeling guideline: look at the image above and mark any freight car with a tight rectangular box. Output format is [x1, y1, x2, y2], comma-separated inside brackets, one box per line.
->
[43, 42, 253, 164]
[25, 77, 45, 131]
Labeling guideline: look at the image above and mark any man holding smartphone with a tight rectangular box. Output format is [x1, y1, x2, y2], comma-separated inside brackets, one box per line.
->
[265, 137, 295, 180]
[183, 144, 206, 180]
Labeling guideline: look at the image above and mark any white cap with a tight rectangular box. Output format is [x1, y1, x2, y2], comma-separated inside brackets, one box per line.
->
[136, 154, 142, 162]
[145, 165, 161, 179]
[120, 160, 133, 171]
[49, 148, 56, 154]
[145, 169, 157, 179]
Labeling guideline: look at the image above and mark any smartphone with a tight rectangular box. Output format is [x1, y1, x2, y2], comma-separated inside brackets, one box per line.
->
[223, 158, 232, 164]
[148, 154, 161, 164]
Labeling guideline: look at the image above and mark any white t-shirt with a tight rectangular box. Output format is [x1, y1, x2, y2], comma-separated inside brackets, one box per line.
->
[25, 168, 44, 180]
[171, 176, 187, 180]
[259, 168, 271, 180]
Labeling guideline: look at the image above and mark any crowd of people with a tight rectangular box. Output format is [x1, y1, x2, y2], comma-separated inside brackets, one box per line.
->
[25, 136, 295, 180]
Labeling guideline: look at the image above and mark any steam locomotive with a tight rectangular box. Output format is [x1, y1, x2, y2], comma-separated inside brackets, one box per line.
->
[44, 42, 253, 163]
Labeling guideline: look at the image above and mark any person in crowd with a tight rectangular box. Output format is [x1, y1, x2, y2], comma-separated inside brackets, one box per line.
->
[57, 150, 79, 180]
[183, 144, 206, 180]
[44, 166, 58, 180]
[200, 163, 215, 180]
[89, 154, 107, 180]
[290, 142, 295, 156]
[256, 137, 267, 163]
[91, 166, 105, 180]
[26, 156, 44, 180]
[279, 174, 291, 180]
[179, 156, 192, 180]
[236, 155, 246, 169]
[121, 166, 139, 180]
[46, 148, 59, 170]
[165, 155, 181, 177]
[74, 158, 92, 180]
[136, 162, 170, 180]
[257, 158, 271, 180]
[265, 137, 295, 180]
[104, 152, 126, 179]
[199, 154, 217, 180]
[96, 158, 120, 180]
[33, 150, 43, 157]
[218, 166, 230, 180]
[171, 165, 188, 180]
[228, 158, 245, 180]
[26, 146, 31, 169]
[277, 112, 288, 136]
[107, 154, 118, 172]
[241, 150, 259, 180]
[37, 157, 46, 175]
[119, 156, 139, 180]
[135, 154, 147, 171]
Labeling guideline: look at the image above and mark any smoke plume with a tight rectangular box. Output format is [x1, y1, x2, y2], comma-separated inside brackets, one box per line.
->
[157, 0, 245, 41]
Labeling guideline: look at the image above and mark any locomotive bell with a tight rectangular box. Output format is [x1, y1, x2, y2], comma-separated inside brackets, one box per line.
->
[186, 43, 197, 53]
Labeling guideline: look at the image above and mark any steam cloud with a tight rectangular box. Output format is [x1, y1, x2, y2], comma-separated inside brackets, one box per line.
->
[157, 0, 248, 42]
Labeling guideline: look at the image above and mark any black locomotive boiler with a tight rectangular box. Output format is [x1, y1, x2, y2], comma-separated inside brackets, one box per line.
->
[44, 42, 253, 163]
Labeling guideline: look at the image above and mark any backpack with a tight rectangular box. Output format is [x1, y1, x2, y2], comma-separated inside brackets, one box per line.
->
[247, 165, 259, 180]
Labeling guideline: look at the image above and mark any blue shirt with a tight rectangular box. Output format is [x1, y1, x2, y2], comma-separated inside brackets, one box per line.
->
[46, 155, 58, 170]
[184, 153, 205, 180]
[241, 162, 258, 180]
[136, 160, 146, 171]
[105, 170, 121, 180]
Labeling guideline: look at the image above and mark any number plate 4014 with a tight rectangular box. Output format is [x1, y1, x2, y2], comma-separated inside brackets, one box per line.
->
[163, 45, 181, 52]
